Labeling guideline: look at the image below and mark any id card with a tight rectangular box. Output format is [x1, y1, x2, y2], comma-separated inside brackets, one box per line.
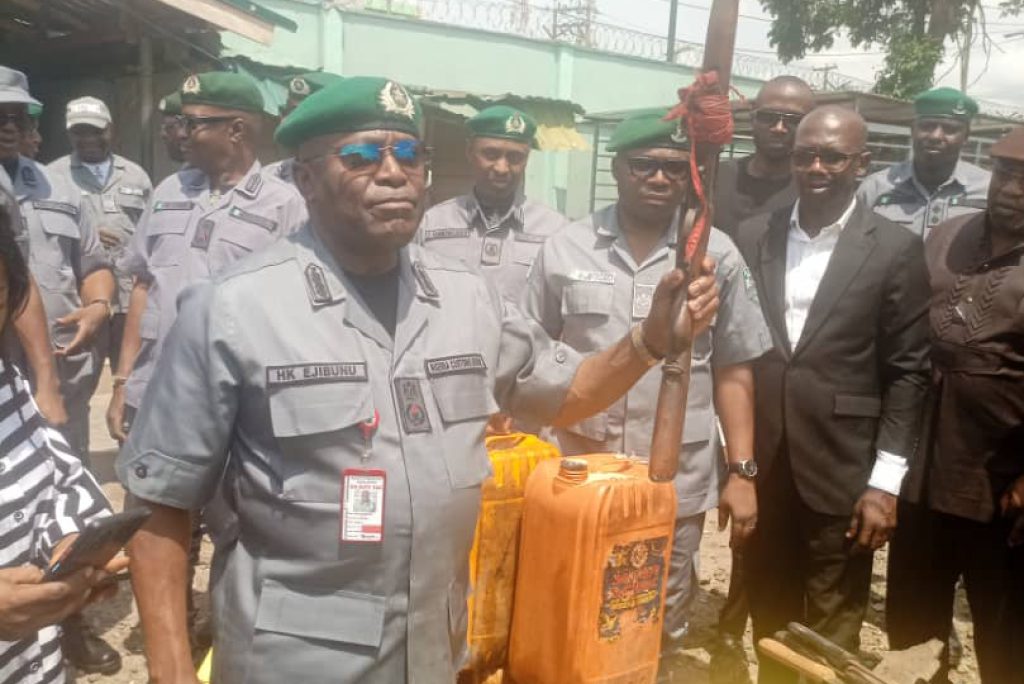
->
[341, 469, 386, 544]
[480, 236, 503, 266]
[102, 195, 119, 213]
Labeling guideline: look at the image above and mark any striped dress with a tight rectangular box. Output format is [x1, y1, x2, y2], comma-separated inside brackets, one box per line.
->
[0, 360, 110, 683]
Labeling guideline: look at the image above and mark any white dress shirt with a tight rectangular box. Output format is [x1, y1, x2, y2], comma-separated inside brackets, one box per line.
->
[785, 198, 908, 496]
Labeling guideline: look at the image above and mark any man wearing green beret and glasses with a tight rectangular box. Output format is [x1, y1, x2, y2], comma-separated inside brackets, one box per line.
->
[522, 108, 770, 668]
[860, 87, 990, 240]
[419, 104, 568, 306]
[118, 77, 721, 684]
[264, 71, 344, 185]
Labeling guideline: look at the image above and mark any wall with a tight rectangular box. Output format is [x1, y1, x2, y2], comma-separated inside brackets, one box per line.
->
[222, 2, 770, 218]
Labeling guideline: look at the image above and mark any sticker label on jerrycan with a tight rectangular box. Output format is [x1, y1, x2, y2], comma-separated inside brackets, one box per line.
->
[598, 536, 669, 641]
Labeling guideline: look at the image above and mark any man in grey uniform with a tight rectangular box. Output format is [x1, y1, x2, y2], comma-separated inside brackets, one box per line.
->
[118, 77, 720, 684]
[0, 66, 120, 675]
[106, 71, 306, 441]
[859, 87, 990, 240]
[419, 105, 568, 305]
[522, 108, 770, 661]
[263, 71, 344, 185]
[49, 96, 153, 376]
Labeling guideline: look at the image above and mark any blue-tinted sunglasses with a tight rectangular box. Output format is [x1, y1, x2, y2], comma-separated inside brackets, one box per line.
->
[317, 139, 432, 171]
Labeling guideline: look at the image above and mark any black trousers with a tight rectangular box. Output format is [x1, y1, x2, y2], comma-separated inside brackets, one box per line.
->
[887, 501, 1024, 684]
[745, 452, 873, 684]
[718, 550, 749, 638]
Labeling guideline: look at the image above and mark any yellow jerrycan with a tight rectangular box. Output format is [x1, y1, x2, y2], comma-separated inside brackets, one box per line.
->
[462, 433, 561, 682]
[508, 454, 677, 684]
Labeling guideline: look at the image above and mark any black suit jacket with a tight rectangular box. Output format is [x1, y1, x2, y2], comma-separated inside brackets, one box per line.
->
[736, 201, 931, 515]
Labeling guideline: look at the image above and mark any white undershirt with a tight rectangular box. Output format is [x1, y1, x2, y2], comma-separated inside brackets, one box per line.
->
[785, 198, 908, 496]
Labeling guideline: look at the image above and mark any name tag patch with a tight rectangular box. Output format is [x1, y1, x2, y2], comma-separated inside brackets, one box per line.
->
[229, 206, 278, 232]
[570, 269, 615, 285]
[267, 362, 368, 387]
[424, 228, 470, 241]
[514, 232, 547, 244]
[154, 201, 194, 212]
[32, 200, 78, 218]
[425, 353, 487, 378]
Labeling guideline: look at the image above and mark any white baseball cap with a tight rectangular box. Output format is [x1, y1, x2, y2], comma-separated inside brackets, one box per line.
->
[66, 96, 111, 130]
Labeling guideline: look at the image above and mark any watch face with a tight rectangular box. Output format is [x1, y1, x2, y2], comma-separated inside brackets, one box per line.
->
[735, 460, 758, 478]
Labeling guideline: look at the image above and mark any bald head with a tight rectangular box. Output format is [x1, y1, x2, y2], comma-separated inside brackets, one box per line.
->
[796, 105, 867, 150]
[754, 76, 815, 112]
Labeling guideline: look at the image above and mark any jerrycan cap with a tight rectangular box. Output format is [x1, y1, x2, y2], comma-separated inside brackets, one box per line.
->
[558, 458, 589, 483]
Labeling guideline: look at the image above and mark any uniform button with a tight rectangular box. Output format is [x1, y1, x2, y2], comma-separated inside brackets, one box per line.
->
[29, 661, 40, 672]
[134, 464, 148, 479]
[13, 511, 23, 522]
[554, 350, 567, 364]
[965, 295, 974, 303]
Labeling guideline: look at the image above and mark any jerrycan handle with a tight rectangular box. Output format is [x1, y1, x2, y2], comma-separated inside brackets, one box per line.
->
[485, 432, 535, 452]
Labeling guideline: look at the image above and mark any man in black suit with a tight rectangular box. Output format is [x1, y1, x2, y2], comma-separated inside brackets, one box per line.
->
[735, 106, 931, 684]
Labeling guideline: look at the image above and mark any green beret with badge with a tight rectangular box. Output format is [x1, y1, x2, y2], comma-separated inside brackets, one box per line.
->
[914, 87, 979, 121]
[607, 107, 689, 153]
[467, 105, 538, 148]
[275, 76, 422, 149]
[288, 72, 344, 99]
[158, 91, 182, 116]
[179, 72, 264, 114]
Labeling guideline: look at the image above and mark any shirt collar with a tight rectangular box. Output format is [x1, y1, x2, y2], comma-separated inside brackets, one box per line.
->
[901, 158, 969, 197]
[789, 197, 858, 242]
[469, 190, 525, 233]
[596, 203, 680, 247]
[185, 160, 264, 198]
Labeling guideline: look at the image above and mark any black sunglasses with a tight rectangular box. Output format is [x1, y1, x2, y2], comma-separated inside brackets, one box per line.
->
[182, 115, 236, 134]
[0, 112, 30, 130]
[753, 109, 804, 129]
[792, 147, 861, 172]
[626, 157, 690, 181]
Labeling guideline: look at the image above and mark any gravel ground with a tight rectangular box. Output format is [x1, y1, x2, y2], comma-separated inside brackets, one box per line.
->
[80, 371, 980, 683]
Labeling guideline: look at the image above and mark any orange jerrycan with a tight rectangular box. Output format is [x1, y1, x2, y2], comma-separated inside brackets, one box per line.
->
[463, 433, 562, 681]
[508, 454, 677, 684]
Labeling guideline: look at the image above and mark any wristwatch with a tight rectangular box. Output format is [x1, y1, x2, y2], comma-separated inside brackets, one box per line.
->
[728, 459, 758, 480]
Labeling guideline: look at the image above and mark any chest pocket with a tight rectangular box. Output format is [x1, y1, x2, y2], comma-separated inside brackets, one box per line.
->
[426, 362, 497, 489]
[562, 280, 614, 317]
[146, 205, 192, 267]
[269, 380, 373, 503]
[218, 206, 279, 250]
[512, 234, 544, 266]
[116, 187, 148, 224]
[29, 202, 79, 290]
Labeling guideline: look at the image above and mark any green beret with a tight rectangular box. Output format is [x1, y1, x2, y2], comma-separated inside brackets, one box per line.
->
[288, 72, 344, 98]
[27, 102, 42, 119]
[275, 76, 422, 149]
[914, 87, 978, 121]
[467, 105, 538, 148]
[158, 91, 182, 116]
[607, 108, 688, 154]
[180, 72, 264, 114]
[990, 126, 1024, 163]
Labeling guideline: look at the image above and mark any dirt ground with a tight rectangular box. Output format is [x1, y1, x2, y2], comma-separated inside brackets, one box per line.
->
[78, 371, 981, 683]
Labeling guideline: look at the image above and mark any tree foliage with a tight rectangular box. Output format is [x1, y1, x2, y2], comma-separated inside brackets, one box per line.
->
[757, 0, 1020, 97]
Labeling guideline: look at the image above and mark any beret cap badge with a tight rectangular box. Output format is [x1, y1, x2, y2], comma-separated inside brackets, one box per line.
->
[379, 81, 414, 119]
[182, 75, 201, 95]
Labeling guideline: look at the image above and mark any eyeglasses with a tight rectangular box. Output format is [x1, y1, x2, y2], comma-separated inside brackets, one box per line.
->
[753, 109, 804, 129]
[791, 147, 862, 172]
[0, 112, 30, 130]
[182, 115, 236, 134]
[161, 115, 185, 131]
[626, 157, 690, 181]
[304, 140, 432, 172]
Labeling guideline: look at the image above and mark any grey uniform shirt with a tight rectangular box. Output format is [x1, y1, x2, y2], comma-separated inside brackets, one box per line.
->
[418, 193, 568, 305]
[523, 203, 772, 516]
[116, 226, 582, 684]
[6, 158, 111, 401]
[261, 157, 295, 185]
[858, 159, 990, 240]
[48, 153, 153, 313]
[123, 161, 306, 409]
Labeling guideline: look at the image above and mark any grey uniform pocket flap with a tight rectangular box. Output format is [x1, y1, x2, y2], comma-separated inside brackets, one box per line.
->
[269, 378, 372, 437]
[563, 280, 614, 316]
[429, 371, 497, 424]
[833, 394, 882, 418]
[255, 579, 385, 647]
[34, 206, 80, 239]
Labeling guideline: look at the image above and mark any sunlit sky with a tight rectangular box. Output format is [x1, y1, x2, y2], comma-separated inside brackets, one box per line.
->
[543, 0, 1024, 107]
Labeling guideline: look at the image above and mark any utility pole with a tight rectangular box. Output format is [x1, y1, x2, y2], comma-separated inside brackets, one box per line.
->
[960, 0, 977, 92]
[667, 0, 679, 62]
[812, 64, 837, 91]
